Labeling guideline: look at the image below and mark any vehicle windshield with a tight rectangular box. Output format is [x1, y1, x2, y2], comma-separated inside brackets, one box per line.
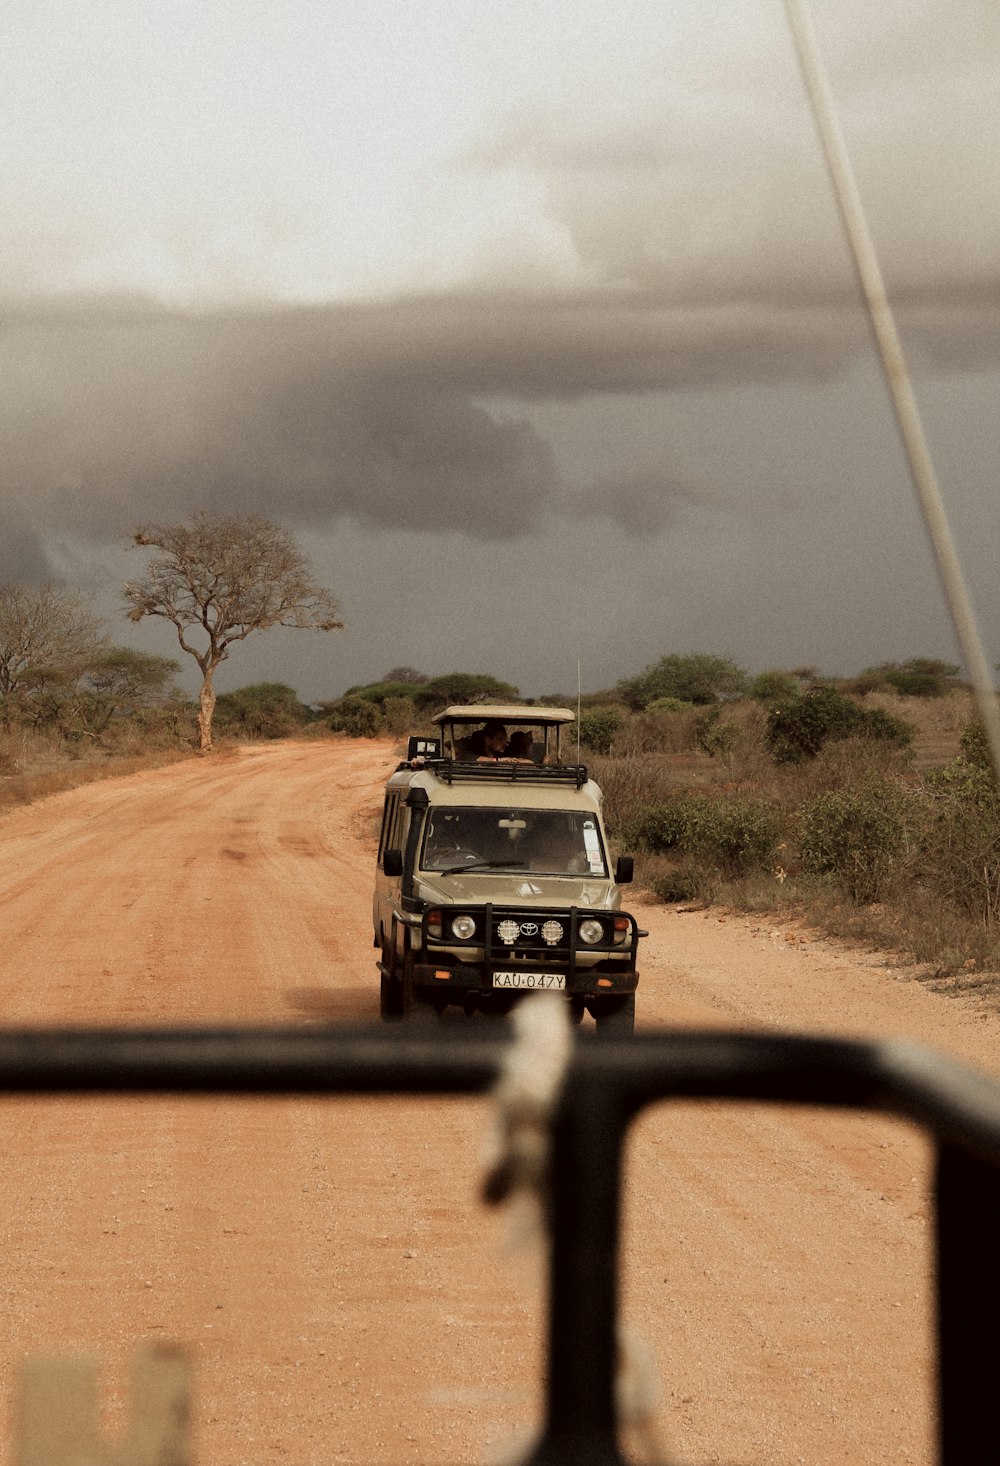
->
[420, 808, 608, 877]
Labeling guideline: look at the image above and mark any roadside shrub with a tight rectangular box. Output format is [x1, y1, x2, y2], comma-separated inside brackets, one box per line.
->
[629, 802, 691, 853]
[329, 695, 384, 737]
[617, 652, 747, 710]
[646, 696, 692, 714]
[612, 706, 702, 756]
[649, 860, 705, 904]
[799, 777, 915, 904]
[695, 706, 739, 759]
[382, 696, 417, 736]
[960, 719, 997, 775]
[855, 658, 961, 699]
[748, 670, 800, 704]
[215, 682, 308, 740]
[766, 687, 912, 764]
[631, 795, 782, 878]
[862, 705, 915, 747]
[413, 672, 519, 711]
[587, 752, 681, 833]
[920, 760, 1000, 923]
[695, 799, 783, 876]
[575, 705, 624, 756]
[342, 679, 425, 707]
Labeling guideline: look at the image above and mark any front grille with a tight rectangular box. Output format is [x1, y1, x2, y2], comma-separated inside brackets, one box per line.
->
[491, 910, 572, 952]
[422, 906, 639, 967]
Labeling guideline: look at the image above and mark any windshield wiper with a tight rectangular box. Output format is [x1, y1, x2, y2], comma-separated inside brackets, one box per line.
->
[437, 859, 521, 876]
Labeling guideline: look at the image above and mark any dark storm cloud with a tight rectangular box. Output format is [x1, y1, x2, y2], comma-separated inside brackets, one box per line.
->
[2, 279, 996, 581]
[1, 297, 561, 552]
[558, 470, 721, 535]
[0, 523, 50, 583]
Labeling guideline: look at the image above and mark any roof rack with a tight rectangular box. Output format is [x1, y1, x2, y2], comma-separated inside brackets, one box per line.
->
[422, 758, 589, 788]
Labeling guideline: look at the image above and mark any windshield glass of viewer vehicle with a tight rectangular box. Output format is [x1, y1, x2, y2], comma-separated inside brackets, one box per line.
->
[420, 808, 608, 877]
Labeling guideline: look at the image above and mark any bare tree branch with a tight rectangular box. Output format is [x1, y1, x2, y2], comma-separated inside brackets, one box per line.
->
[0, 584, 106, 726]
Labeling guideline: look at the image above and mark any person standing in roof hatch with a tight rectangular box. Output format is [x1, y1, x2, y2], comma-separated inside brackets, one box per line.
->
[457, 720, 508, 758]
[505, 731, 534, 762]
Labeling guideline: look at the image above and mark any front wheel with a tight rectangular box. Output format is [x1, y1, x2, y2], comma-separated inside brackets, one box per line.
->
[379, 942, 404, 1022]
[402, 958, 439, 1025]
[594, 994, 635, 1037]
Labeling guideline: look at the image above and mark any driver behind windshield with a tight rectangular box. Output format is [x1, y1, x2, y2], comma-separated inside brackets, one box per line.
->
[422, 811, 491, 869]
[422, 811, 594, 875]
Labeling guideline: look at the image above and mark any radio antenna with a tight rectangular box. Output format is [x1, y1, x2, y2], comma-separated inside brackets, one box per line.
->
[576, 658, 582, 764]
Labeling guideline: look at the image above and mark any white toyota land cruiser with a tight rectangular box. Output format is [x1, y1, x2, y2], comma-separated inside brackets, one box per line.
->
[373, 705, 643, 1032]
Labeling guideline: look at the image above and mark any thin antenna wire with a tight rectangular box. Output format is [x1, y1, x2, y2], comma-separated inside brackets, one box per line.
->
[577, 658, 582, 764]
[784, 0, 1000, 777]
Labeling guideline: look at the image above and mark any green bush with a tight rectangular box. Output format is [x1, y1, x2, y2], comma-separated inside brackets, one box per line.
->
[339, 671, 520, 714]
[382, 696, 417, 736]
[959, 720, 997, 775]
[920, 760, 1000, 923]
[631, 795, 782, 878]
[869, 658, 960, 698]
[329, 695, 384, 737]
[630, 802, 691, 853]
[799, 777, 914, 904]
[617, 653, 747, 711]
[650, 862, 704, 904]
[695, 707, 739, 759]
[341, 679, 425, 706]
[766, 687, 912, 764]
[748, 670, 800, 704]
[575, 706, 624, 756]
[413, 672, 519, 711]
[215, 682, 308, 739]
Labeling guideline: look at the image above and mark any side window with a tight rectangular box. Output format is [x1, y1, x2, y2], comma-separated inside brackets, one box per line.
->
[378, 793, 399, 860]
[391, 800, 409, 853]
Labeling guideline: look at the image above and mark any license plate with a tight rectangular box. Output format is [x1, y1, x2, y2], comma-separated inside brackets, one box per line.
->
[492, 971, 566, 990]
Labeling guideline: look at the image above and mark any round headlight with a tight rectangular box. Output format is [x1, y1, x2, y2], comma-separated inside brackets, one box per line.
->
[450, 914, 477, 941]
[578, 918, 604, 945]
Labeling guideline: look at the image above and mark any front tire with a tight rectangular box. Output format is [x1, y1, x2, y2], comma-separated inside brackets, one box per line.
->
[594, 994, 635, 1036]
[379, 942, 404, 1022]
[402, 958, 439, 1025]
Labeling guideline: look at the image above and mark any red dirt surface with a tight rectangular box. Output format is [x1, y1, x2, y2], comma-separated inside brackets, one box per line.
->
[0, 737, 998, 1464]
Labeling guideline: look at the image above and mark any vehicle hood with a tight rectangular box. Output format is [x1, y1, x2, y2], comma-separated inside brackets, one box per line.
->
[415, 872, 619, 909]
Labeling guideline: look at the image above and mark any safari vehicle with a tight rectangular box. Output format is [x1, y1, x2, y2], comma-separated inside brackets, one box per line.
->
[373, 705, 643, 1031]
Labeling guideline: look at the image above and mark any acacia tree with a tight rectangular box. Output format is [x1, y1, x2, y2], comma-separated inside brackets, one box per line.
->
[0, 583, 106, 729]
[124, 513, 344, 751]
[616, 653, 747, 710]
[71, 648, 180, 739]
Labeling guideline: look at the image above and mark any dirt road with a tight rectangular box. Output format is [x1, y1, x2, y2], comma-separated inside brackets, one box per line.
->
[0, 738, 998, 1464]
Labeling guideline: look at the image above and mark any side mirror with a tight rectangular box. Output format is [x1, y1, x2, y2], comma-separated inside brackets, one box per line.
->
[383, 848, 404, 878]
[614, 855, 634, 885]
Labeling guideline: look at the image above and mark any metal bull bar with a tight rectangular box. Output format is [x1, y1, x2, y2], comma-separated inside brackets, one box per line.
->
[2, 1025, 1000, 1465]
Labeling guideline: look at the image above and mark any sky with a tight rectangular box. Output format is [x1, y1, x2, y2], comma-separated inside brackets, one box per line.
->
[3, 0, 999, 702]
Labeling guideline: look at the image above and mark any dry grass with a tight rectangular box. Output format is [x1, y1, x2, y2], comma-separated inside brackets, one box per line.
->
[595, 693, 1000, 978]
[0, 727, 190, 816]
[863, 689, 973, 773]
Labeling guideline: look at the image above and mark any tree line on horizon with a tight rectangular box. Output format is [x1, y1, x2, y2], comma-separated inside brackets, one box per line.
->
[0, 510, 983, 755]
